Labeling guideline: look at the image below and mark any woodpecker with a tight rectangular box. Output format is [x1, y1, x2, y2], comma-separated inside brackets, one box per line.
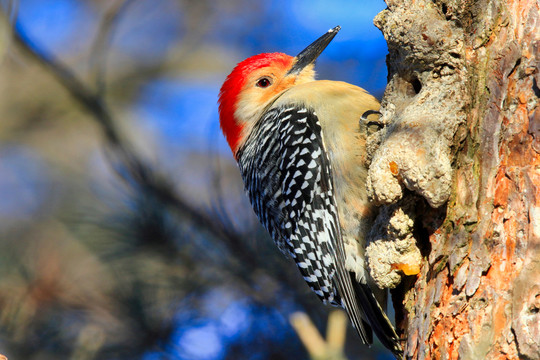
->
[218, 26, 402, 358]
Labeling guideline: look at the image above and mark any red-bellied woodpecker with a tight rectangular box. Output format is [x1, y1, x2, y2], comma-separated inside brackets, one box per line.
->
[218, 26, 402, 358]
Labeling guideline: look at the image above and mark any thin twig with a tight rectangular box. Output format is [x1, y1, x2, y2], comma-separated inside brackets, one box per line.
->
[291, 312, 328, 356]
[290, 311, 349, 360]
[326, 310, 347, 351]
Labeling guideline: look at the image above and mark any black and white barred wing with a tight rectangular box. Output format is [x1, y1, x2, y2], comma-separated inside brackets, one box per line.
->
[237, 105, 372, 344]
[271, 107, 336, 298]
[273, 106, 372, 344]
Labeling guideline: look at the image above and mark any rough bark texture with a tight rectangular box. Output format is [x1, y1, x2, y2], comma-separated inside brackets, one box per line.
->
[365, 0, 539, 359]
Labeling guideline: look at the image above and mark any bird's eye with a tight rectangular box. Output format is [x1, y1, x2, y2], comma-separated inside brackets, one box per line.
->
[256, 77, 272, 88]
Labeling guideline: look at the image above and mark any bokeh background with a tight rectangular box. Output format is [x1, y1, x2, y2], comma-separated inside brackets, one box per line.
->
[0, 0, 391, 359]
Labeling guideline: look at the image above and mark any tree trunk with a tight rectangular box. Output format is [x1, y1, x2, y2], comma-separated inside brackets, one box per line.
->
[366, 0, 539, 359]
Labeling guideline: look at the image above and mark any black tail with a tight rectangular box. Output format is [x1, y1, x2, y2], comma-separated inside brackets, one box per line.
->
[351, 274, 403, 359]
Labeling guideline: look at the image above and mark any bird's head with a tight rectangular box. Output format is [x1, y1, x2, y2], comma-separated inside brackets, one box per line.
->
[219, 26, 341, 157]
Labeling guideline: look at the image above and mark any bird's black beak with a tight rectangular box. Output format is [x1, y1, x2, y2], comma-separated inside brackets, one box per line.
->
[286, 25, 341, 76]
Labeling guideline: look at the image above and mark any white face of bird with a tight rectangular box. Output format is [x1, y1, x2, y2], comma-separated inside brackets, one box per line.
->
[234, 63, 316, 139]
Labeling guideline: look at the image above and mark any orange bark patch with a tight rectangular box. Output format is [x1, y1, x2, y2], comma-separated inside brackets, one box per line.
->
[493, 171, 512, 207]
[492, 298, 509, 342]
[504, 216, 518, 260]
[507, 132, 535, 167]
[518, 92, 528, 104]
[428, 278, 470, 360]
[486, 251, 509, 285]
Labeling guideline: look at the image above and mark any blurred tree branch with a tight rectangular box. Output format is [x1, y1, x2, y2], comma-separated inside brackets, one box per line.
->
[11, 15, 320, 315]
[13, 20, 245, 264]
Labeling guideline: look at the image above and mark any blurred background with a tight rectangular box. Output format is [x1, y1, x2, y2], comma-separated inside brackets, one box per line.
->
[0, 0, 390, 359]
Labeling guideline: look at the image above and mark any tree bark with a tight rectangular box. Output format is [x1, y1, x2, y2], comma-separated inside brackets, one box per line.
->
[367, 0, 539, 359]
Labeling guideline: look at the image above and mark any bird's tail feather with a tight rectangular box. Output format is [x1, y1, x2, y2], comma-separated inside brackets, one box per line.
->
[351, 274, 403, 360]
